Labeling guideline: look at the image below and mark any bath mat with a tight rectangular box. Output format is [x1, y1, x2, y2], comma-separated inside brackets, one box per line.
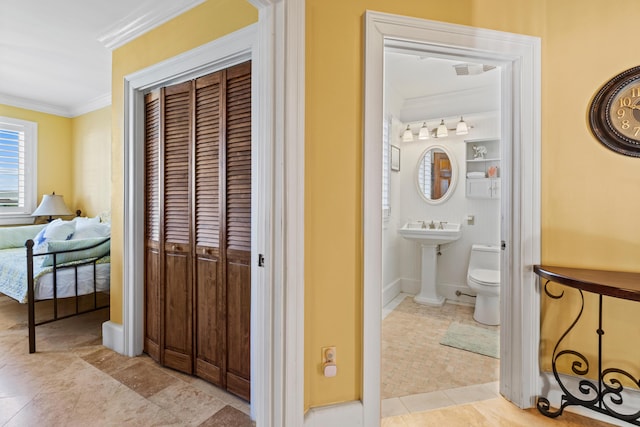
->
[439, 322, 499, 359]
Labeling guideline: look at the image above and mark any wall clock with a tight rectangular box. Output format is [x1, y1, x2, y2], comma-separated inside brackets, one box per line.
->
[589, 66, 640, 157]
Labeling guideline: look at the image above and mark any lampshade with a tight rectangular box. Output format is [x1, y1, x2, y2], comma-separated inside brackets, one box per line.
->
[456, 117, 469, 135]
[436, 119, 448, 138]
[418, 122, 430, 140]
[402, 125, 414, 142]
[32, 192, 72, 222]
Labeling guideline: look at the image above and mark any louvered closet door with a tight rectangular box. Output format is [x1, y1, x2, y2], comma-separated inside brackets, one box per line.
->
[162, 81, 193, 374]
[224, 62, 252, 399]
[144, 91, 161, 362]
[194, 71, 224, 386]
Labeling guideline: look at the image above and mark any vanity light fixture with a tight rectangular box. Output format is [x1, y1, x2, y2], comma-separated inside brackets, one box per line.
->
[418, 122, 430, 140]
[402, 124, 414, 142]
[455, 116, 469, 135]
[436, 119, 448, 138]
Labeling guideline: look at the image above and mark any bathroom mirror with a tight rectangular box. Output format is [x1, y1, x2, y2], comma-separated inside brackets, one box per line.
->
[416, 144, 458, 204]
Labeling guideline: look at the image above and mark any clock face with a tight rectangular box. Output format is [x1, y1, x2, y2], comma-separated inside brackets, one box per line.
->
[608, 79, 640, 143]
[589, 66, 640, 157]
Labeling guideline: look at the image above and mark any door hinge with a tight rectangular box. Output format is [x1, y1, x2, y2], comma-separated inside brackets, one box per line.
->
[258, 254, 265, 267]
[501, 240, 506, 250]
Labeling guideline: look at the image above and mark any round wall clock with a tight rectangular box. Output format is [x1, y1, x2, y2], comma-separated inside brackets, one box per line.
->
[589, 66, 640, 157]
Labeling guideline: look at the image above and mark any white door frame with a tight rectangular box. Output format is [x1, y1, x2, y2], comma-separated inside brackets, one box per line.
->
[113, 1, 306, 425]
[363, 11, 541, 425]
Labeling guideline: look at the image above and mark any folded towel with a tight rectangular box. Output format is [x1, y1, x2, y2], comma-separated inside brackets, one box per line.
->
[467, 172, 486, 178]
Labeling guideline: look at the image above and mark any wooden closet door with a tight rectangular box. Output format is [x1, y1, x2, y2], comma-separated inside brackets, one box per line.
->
[193, 71, 225, 386]
[224, 62, 252, 400]
[144, 91, 161, 362]
[162, 81, 193, 374]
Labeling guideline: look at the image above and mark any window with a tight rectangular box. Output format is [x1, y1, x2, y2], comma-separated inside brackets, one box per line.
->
[0, 117, 37, 225]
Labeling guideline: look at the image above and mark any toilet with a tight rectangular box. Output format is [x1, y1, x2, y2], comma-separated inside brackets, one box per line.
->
[467, 244, 500, 326]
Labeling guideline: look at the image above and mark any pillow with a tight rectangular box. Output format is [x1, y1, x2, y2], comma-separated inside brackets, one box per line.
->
[0, 224, 47, 250]
[32, 219, 76, 249]
[39, 237, 110, 267]
[71, 222, 110, 240]
[72, 216, 100, 226]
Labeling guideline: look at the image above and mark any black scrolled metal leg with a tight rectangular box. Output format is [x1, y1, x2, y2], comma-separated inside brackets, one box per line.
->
[537, 280, 595, 417]
[537, 279, 640, 426]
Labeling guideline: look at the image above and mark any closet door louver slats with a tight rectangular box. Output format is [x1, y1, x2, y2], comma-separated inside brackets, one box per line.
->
[144, 91, 161, 361]
[224, 62, 251, 400]
[194, 72, 224, 386]
[143, 62, 251, 402]
[162, 82, 193, 374]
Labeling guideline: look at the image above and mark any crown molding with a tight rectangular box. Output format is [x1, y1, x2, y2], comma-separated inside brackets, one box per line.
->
[97, 0, 206, 51]
[69, 93, 112, 117]
[0, 92, 111, 118]
[0, 93, 73, 118]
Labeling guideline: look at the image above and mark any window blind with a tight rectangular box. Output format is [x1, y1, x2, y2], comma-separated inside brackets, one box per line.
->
[0, 127, 24, 208]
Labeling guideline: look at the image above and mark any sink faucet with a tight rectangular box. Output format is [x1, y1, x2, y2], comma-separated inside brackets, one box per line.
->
[438, 221, 447, 230]
[428, 220, 436, 229]
[420, 221, 427, 229]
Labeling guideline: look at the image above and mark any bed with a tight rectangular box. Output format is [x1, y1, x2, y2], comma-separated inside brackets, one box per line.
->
[0, 217, 111, 353]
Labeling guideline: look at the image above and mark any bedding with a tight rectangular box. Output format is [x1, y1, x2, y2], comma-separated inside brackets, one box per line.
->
[0, 219, 111, 353]
[0, 240, 110, 303]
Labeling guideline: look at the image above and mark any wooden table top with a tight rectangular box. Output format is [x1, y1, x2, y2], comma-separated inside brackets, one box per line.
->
[534, 265, 640, 302]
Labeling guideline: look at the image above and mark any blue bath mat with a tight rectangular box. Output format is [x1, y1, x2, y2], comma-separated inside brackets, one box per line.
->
[439, 322, 499, 359]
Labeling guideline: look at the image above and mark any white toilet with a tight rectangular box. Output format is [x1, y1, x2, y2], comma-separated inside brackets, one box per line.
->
[467, 244, 500, 326]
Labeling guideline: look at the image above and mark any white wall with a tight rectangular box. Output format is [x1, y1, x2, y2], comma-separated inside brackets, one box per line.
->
[384, 110, 501, 304]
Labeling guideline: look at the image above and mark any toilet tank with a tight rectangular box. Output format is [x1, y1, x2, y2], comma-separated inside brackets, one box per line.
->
[469, 244, 500, 271]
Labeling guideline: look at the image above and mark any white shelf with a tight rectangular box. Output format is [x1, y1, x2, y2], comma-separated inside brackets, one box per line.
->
[465, 137, 500, 199]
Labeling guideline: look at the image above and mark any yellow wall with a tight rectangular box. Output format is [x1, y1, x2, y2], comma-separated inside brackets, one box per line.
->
[101, 0, 640, 413]
[0, 104, 73, 211]
[71, 107, 111, 217]
[109, 0, 257, 322]
[304, 0, 640, 409]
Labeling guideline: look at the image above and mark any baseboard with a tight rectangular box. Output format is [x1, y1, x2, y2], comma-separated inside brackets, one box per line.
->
[102, 320, 124, 354]
[539, 371, 638, 426]
[304, 400, 363, 427]
[382, 279, 401, 307]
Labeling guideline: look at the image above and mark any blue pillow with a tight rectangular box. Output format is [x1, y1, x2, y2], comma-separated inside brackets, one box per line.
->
[39, 237, 110, 267]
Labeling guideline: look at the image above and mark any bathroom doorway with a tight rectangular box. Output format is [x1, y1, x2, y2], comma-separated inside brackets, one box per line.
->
[362, 12, 541, 427]
[380, 49, 502, 415]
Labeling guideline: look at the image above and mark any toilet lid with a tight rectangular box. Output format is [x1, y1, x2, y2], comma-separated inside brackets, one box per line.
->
[469, 268, 500, 285]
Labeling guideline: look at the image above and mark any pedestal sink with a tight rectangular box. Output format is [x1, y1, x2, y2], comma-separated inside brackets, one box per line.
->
[398, 221, 462, 306]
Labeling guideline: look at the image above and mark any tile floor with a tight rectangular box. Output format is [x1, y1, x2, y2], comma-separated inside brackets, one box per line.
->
[0, 293, 619, 426]
[381, 293, 500, 416]
[0, 295, 252, 426]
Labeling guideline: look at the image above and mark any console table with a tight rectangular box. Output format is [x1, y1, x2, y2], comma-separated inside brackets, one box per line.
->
[534, 265, 640, 425]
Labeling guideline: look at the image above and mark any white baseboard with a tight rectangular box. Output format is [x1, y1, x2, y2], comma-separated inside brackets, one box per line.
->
[304, 400, 363, 427]
[382, 279, 401, 307]
[400, 278, 420, 295]
[539, 371, 638, 426]
[102, 320, 124, 354]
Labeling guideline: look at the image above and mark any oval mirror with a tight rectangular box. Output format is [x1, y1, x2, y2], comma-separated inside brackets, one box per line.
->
[416, 144, 458, 204]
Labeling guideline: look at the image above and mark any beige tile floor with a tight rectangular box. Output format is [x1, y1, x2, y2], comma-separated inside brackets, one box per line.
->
[0, 295, 252, 426]
[381, 294, 617, 426]
[0, 293, 619, 426]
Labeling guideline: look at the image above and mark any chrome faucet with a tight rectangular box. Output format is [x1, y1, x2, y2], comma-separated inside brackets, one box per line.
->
[428, 220, 436, 229]
[438, 221, 447, 230]
[421, 221, 427, 229]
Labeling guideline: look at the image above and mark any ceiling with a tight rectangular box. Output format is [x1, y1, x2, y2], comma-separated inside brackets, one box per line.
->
[0, 0, 204, 118]
[385, 51, 500, 123]
[0, 2, 499, 120]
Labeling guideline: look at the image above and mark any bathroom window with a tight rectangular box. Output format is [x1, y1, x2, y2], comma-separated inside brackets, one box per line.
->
[382, 115, 391, 221]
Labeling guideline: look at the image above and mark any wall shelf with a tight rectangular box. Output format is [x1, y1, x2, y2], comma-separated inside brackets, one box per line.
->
[465, 138, 500, 199]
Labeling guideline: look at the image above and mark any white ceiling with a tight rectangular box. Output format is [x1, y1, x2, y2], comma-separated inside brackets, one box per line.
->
[0, 0, 204, 118]
[0, 2, 498, 120]
[385, 51, 500, 123]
